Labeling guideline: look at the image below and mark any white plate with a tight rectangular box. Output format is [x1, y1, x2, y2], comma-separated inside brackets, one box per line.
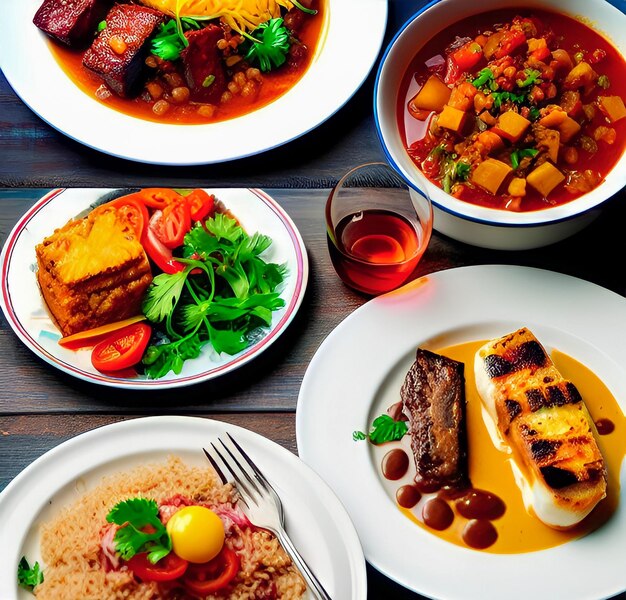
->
[0, 188, 308, 389]
[296, 265, 626, 600]
[0, 415, 367, 600]
[0, 1, 387, 165]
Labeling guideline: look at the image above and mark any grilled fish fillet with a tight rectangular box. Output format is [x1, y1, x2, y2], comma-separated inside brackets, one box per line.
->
[474, 328, 606, 529]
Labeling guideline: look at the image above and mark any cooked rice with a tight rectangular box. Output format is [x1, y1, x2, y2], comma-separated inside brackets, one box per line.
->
[35, 457, 306, 599]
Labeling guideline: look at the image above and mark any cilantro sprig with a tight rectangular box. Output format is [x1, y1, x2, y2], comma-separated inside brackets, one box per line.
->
[106, 498, 171, 564]
[353, 414, 408, 444]
[17, 557, 44, 591]
[510, 148, 539, 170]
[244, 18, 291, 72]
[141, 213, 286, 379]
[151, 18, 201, 61]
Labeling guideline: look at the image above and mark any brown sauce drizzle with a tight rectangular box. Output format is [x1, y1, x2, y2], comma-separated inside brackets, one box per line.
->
[455, 489, 506, 520]
[422, 498, 454, 530]
[396, 485, 421, 508]
[462, 519, 498, 549]
[382, 449, 409, 481]
[595, 418, 615, 435]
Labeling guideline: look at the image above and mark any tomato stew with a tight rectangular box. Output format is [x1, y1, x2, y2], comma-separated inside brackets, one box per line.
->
[398, 9, 626, 212]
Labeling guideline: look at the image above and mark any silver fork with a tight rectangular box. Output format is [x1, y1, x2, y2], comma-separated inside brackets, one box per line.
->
[203, 433, 332, 600]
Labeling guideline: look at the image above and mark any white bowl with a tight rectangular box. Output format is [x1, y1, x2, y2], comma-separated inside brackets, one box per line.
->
[374, 0, 626, 250]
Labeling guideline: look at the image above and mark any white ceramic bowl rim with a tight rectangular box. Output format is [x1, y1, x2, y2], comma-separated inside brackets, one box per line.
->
[374, 0, 626, 229]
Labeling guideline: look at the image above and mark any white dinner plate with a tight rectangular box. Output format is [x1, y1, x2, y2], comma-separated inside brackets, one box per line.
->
[0, 0, 387, 165]
[0, 188, 308, 389]
[296, 265, 626, 600]
[0, 415, 367, 600]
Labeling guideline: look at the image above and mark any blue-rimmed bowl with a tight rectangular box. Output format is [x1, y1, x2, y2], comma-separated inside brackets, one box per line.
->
[374, 0, 626, 250]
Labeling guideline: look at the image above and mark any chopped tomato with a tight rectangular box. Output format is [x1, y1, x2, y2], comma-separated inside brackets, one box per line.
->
[143, 211, 186, 274]
[126, 552, 189, 582]
[530, 45, 551, 62]
[494, 29, 526, 59]
[451, 41, 483, 70]
[152, 200, 191, 249]
[186, 189, 215, 222]
[91, 323, 151, 372]
[182, 547, 240, 595]
[105, 196, 149, 239]
[135, 188, 184, 210]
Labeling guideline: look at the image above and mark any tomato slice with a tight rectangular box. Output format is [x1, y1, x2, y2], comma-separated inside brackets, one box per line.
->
[186, 190, 215, 222]
[126, 552, 189, 582]
[91, 323, 152, 372]
[182, 547, 240, 595]
[104, 196, 149, 239]
[151, 200, 191, 249]
[134, 188, 184, 210]
[142, 211, 186, 274]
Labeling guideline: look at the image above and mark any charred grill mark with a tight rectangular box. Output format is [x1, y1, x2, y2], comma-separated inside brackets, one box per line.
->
[540, 466, 579, 489]
[505, 399, 521, 420]
[543, 376, 554, 383]
[530, 439, 561, 462]
[546, 385, 568, 407]
[566, 382, 582, 403]
[484, 354, 512, 378]
[485, 341, 548, 380]
[525, 388, 545, 412]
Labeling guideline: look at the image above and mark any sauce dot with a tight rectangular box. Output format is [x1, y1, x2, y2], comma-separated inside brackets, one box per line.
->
[415, 479, 441, 494]
[396, 485, 421, 508]
[456, 489, 506, 520]
[595, 418, 615, 435]
[382, 449, 409, 480]
[422, 498, 454, 530]
[462, 519, 498, 549]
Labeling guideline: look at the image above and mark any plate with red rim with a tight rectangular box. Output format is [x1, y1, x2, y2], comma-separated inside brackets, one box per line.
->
[0, 188, 308, 389]
[0, 0, 388, 165]
[0, 415, 367, 600]
[296, 265, 626, 600]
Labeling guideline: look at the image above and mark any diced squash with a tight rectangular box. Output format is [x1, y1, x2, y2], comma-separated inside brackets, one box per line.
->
[563, 61, 598, 90]
[471, 159, 512, 195]
[409, 75, 452, 112]
[557, 115, 581, 143]
[527, 162, 565, 197]
[492, 111, 531, 142]
[508, 177, 527, 197]
[477, 130, 504, 154]
[598, 95, 626, 123]
[437, 104, 466, 132]
[539, 108, 567, 128]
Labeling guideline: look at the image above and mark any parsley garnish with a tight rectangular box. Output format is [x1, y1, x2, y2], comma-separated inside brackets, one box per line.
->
[510, 148, 539, 170]
[244, 18, 291, 72]
[141, 214, 286, 378]
[492, 90, 526, 110]
[455, 161, 471, 181]
[97, 20, 107, 32]
[353, 414, 408, 445]
[106, 498, 172, 564]
[517, 68, 542, 88]
[151, 18, 200, 61]
[472, 68, 497, 91]
[17, 557, 43, 591]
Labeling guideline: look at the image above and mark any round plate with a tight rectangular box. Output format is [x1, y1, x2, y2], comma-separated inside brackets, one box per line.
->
[0, 415, 367, 600]
[0, 188, 308, 389]
[0, 0, 387, 165]
[296, 265, 626, 600]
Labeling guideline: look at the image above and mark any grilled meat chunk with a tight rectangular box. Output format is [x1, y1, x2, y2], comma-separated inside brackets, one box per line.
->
[36, 205, 152, 336]
[83, 4, 163, 97]
[401, 348, 469, 490]
[475, 328, 607, 529]
[181, 25, 227, 104]
[33, 0, 112, 47]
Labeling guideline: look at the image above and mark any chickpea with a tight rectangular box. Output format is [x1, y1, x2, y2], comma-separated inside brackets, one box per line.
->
[221, 91, 233, 104]
[145, 56, 158, 68]
[544, 83, 557, 99]
[529, 86, 545, 102]
[217, 39, 228, 50]
[503, 66, 517, 79]
[146, 82, 163, 100]
[225, 56, 242, 67]
[108, 35, 127, 55]
[197, 105, 216, 118]
[152, 100, 170, 117]
[233, 72, 246, 87]
[171, 86, 190, 104]
[164, 73, 184, 88]
[227, 81, 240, 94]
[474, 92, 487, 113]
[246, 67, 262, 82]
[241, 82, 256, 98]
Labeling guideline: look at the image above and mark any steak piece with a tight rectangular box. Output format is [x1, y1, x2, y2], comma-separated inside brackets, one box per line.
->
[181, 25, 227, 104]
[401, 348, 469, 490]
[83, 4, 164, 97]
[33, 0, 112, 47]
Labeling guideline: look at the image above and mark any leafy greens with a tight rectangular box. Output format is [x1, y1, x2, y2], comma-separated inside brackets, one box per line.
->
[353, 414, 408, 445]
[244, 18, 291, 72]
[17, 557, 44, 591]
[151, 18, 201, 61]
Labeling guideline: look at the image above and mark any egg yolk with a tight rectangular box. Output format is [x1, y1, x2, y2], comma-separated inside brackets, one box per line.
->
[166, 506, 225, 564]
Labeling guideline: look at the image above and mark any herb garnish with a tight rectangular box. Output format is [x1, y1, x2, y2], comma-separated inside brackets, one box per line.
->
[151, 18, 200, 61]
[106, 498, 172, 564]
[472, 68, 497, 91]
[17, 557, 44, 591]
[492, 90, 526, 110]
[243, 18, 291, 72]
[510, 148, 539, 170]
[353, 414, 408, 444]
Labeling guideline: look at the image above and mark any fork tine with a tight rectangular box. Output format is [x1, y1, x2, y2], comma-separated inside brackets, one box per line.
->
[202, 447, 227, 485]
[227, 433, 272, 493]
[211, 441, 257, 507]
[219, 438, 263, 495]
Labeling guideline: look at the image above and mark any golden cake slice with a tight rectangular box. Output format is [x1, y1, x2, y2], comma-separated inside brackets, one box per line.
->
[36, 205, 152, 336]
[474, 328, 606, 529]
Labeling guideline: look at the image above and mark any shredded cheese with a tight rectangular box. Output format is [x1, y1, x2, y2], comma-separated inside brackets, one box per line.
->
[139, 0, 297, 33]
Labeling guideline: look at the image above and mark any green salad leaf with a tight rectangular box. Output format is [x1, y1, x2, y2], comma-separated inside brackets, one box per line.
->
[17, 557, 44, 591]
[151, 17, 201, 61]
[244, 18, 291, 72]
[353, 414, 408, 445]
[106, 498, 171, 564]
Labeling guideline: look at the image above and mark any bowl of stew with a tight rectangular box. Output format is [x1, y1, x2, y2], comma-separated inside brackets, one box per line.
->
[374, 0, 626, 250]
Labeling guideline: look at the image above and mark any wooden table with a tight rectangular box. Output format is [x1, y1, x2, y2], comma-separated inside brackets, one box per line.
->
[2, 1, 626, 598]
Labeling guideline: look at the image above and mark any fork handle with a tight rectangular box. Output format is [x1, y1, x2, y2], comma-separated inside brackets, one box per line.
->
[274, 528, 333, 600]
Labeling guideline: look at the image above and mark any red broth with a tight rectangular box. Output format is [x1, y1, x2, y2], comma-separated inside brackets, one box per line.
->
[48, 2, 325, 125]
[398, 9, 626, 212]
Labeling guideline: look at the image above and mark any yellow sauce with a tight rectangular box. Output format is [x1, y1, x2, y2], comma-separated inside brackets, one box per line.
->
[399, 340, 626, 554]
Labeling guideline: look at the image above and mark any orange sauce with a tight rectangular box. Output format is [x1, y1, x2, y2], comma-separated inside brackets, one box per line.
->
[399, 340, 626, 554]
[47, 2, 326, 124]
